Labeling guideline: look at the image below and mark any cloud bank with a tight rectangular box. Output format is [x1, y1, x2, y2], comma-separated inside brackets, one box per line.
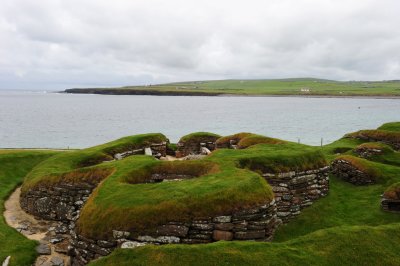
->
[0, 0, 399, 89]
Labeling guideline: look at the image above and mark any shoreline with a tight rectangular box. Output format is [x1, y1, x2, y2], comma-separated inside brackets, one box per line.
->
[62, 90, 400, 99]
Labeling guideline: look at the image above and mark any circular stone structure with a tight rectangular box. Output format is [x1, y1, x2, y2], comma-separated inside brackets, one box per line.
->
[20, 132, 329, 265]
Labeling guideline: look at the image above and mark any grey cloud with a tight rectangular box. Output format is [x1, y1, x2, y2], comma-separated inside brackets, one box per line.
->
[0, 0, 399, 90]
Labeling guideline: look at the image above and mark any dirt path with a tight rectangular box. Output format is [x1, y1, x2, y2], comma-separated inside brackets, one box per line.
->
[4, 187, 71, 266]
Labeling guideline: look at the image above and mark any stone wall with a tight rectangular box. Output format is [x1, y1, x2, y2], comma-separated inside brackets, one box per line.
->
[354, 146, 384, 159]
[176, 138, 218, 158]
[330, 159, 374, 185]
[69, 200, 280, 265]
[262, 166, 330, 222]
[381, 198, 400, 213]
[114, 142, 167, 160]
[20, 182, 96, 223]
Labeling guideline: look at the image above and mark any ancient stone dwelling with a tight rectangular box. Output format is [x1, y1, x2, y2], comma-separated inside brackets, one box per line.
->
[20, 137, 330, 265]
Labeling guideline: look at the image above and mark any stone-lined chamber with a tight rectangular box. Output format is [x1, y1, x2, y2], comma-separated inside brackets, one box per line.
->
[175, 133, 220, 158]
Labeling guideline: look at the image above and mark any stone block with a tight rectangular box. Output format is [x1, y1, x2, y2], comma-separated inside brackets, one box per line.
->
[213, 230, 233, 241]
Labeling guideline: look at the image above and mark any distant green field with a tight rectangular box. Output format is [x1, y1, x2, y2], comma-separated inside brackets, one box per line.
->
[65, 78, 400, 96]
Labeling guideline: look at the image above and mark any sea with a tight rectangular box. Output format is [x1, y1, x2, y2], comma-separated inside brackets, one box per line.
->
[1, 90, 399, 149]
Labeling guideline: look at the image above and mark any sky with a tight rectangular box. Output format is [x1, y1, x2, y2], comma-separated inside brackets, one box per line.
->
[0, 0, 399, 90]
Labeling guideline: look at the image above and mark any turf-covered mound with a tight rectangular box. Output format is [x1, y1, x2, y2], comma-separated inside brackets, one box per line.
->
[331, 155, 380, 185]
[353, 142, 392, 158]
[216, 133, 286, 149]
[382, 183, 400, 213]
[21, 133, 169, 193]
[346, 129, 400, 150]
[378, 122, 400, 132]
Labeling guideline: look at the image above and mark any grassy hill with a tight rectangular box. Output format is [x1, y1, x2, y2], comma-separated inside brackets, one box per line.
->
[65, 78, 400, 97]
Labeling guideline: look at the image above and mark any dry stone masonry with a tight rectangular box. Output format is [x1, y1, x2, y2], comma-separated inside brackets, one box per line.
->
[330, 159, 375, 185]
[69, 200, 280, 265]
[381, 197, 400, 213]
[262, 166, 330, 222]
[176, 137, 218, 158]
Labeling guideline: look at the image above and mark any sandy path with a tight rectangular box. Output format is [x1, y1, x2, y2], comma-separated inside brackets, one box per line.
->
[4, 187, 71, 266]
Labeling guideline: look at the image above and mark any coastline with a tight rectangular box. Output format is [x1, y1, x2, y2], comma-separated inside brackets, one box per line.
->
[62, 90, 400, 99]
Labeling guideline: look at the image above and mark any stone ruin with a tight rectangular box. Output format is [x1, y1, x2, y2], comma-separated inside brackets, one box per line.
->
[175, 136, 219, 158]
[19, 138, 331, 265]
[354, 145, 384, 159]
[330, 158, 375, 185]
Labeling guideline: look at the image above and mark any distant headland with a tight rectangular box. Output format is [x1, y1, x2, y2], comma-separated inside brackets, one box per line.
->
[64, 78, 400, 97]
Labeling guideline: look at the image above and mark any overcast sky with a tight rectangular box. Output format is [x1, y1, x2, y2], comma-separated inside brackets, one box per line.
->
[0, 0, 399, 90]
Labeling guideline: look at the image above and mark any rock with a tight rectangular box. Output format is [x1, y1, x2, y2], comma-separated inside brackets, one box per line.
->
[234, 230, 265, 240]
[144, 147, 153, 156]
[137, 235, 180, 244]
[2, 256, 11, 266]
[55, 202, 74, 220]
[200, 147, 211, 155]
[97, 240, 116, 248]
[74, 200, 84, 206]
[121, 241, 147, 249]
[212, 230, 233, 241]
[213, 216, 231, 223]
[156, 224, 189, 237]
[54, 241, 69, 254]
[50, 256, 64, 266]
[50, 237, 64, 244]
[36, 243, 51, 255]
[214, 223, 234, 231]
[36, 197, 52, 214]
[54, 225, 68, 234]
[191, 223, 214, 231]
[112, 230, 130, 239]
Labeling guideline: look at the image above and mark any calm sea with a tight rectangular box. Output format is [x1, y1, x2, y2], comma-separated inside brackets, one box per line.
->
[1, 90, 399, 148]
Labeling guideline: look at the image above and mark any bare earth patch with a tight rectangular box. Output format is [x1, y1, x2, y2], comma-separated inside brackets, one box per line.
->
[4, 187, 71, 266]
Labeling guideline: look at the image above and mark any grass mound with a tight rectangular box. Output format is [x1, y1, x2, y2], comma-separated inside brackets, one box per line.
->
[21, 133, 168, 193]
[384, 182, 400, 200]
[178, 132, 221, 143]
[215, 133, 286, 149]
[355, 142, 392, 152]
[215, 133, 254, 147]
[378, 122, 400, 132]
[237, 135, 286, 149]
[346, 129, 400, 149]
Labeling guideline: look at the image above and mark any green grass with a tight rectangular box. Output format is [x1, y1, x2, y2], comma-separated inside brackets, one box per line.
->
[378, 122, 400, 132]
[66, 78, 400, 97]
[179, 132, 221, 143]
[90, 223, 400, 266]
[0, 150, 60, 266]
